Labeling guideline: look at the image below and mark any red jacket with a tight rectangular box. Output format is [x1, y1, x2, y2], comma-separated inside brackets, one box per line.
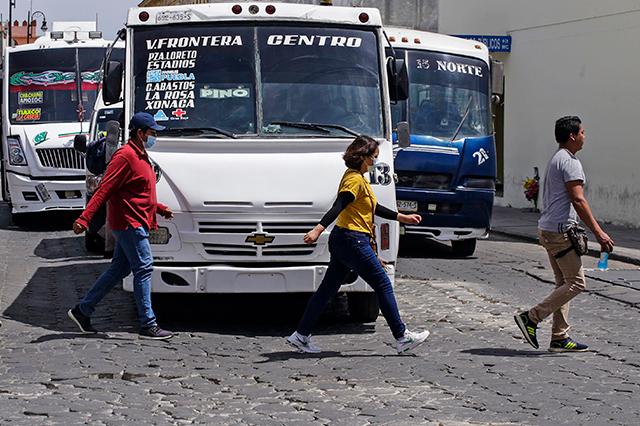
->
[76, 140, 168, 231]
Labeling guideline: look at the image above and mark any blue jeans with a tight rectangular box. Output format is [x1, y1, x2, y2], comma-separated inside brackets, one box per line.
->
[78, 226, 157, 328]
[297, 227, 406, 339]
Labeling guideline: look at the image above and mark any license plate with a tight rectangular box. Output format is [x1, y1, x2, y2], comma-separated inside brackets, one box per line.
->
[35, 183, 51, 202]
[397, 200, 418, 212]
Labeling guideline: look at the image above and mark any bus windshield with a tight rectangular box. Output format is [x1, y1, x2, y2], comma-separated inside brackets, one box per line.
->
[133, 25, 383, 138]
[392, 50, 490, 139]
[8, 47, 115, 124]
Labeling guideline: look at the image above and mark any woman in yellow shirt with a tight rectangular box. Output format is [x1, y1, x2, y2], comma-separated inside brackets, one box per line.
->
[287, 135, 430, 354]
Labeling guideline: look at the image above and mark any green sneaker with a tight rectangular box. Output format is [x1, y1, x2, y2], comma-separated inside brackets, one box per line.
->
[549, 337, 588, 352]
[514, 311, 538, 349]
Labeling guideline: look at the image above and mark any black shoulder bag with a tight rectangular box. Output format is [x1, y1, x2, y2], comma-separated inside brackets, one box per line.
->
[554, 224, 589, 258]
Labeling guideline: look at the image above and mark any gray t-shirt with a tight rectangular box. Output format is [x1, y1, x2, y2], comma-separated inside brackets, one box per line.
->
[538, 148, 585, 232]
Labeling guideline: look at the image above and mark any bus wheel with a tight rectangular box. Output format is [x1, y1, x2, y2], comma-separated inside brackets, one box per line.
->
[348, 293, 379, 322]
[452, 239, 477, 257]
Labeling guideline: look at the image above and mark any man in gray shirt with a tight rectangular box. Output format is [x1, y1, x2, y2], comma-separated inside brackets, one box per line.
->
[515, 116, 614, 352]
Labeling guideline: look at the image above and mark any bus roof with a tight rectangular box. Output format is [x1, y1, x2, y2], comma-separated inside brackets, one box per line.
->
[385, 27, 489, 65]
[7, 35, 113, 53]
[129, 2, 382, 28]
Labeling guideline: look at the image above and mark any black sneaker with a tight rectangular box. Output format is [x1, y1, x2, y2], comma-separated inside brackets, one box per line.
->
[139, 325, 173, 340]
[514, 311, 538, 349]
[549, 337, 588, 352]
[67, 306, 97, 334]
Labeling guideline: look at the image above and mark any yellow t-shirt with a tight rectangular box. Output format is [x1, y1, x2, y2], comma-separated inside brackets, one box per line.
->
[335, 168, 377, 235]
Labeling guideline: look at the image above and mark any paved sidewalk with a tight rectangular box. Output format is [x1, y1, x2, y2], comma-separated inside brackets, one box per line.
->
[492, 205, 640, 266]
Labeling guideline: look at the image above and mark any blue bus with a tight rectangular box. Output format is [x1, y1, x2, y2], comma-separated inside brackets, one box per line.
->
[387, 28, 499, 256]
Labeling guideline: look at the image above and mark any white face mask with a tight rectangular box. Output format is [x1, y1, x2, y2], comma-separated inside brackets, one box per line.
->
[144, 135, 157, 149]
[367, 156, 379, 172]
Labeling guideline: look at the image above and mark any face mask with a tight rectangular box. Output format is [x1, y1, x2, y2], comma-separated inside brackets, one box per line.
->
[367, 157, 379, 172]
[144, 135, 156, 149]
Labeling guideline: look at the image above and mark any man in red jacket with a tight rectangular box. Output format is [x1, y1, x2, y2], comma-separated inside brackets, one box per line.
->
[68, 112, 173, 340]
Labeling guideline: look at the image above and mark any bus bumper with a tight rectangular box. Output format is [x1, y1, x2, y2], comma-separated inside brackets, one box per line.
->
[401, 225, 489, 241]
[8, 172, 85, 214]
[123, 263, 395, 294]
[396, 187, 493, 240]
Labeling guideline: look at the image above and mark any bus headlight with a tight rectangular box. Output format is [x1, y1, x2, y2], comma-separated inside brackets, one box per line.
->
[462, 177, 495, 189]
[149, 226, 171, 245]
[8, 137, 27, 166]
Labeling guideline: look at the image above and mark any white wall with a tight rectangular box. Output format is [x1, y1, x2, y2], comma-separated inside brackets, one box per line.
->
[439, 1, 640, 226]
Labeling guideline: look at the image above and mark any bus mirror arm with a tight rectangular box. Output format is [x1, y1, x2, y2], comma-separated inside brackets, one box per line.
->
[102, 28, 125, 106]
[397, 122, 410, 148]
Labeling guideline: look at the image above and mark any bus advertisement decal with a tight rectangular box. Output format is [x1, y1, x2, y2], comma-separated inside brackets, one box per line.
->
[18, 91, 43, 105]
[15, 108, 42, 121]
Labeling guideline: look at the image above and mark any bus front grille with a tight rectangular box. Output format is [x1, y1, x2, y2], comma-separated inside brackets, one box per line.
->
[36, 148, 85, 170]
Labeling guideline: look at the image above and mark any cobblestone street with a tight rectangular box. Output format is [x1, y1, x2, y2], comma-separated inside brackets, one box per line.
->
[1, 204, 639, 424]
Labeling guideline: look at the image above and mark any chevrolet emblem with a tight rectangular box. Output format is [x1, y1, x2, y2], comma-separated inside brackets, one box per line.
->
[245, 233, 275, 246]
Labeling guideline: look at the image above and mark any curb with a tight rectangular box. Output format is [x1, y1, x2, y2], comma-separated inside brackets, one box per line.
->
[491, 229, 640, 267]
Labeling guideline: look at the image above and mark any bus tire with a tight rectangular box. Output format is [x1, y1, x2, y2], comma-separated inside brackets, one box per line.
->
[348, 292, 379, 322]
[452, 238, 476, 257]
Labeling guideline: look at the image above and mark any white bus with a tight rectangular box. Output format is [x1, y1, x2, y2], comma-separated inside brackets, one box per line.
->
[1, 23, 122, 220]
[101, 2, 408, 321]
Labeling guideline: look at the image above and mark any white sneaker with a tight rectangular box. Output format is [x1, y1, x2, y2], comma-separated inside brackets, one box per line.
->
[396, 329, 430, 354]
[286, 331, 321, 353]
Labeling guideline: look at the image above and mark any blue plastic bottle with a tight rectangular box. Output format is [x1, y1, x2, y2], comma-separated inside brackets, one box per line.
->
[597, 251, 609, 271]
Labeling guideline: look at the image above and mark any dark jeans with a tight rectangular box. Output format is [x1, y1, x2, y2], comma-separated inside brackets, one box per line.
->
[78, 226, 157, 328]
[297, 227, 406, 339]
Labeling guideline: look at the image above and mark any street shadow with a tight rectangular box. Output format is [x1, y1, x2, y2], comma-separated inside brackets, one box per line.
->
[256, 350, 404, 363]
[29, 332, 127, 343]
[461, 348, 558, 357]
[34, 236, 103, 261]
[2, 261, 376, 338]
[154, 293, 378, 337]
[2, 263, 138, 334]
[0, 202, 80, 232]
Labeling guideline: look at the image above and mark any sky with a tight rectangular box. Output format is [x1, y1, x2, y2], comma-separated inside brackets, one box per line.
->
[1, 0, 141, 40]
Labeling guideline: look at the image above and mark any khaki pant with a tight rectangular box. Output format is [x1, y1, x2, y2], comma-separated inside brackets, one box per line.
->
[529, 229, 586, 340]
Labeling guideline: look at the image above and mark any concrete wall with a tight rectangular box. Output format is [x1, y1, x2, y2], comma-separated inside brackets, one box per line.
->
[439, 1, 640, 227]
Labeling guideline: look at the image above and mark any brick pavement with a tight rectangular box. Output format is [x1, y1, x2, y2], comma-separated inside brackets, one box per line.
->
[1, 204, 640, 424]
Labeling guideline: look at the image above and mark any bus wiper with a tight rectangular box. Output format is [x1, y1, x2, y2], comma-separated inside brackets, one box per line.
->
[159, 127, 236, 139]
[451, 96, 474, 141]
[270, 121, 359, 137]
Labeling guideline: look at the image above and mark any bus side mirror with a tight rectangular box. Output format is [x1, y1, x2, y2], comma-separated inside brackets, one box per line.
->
[387, 57, 409, 102]
[103, 61, 123, 105]
[397, 121, 410, 148]
[491, 59, 504, 97]
[73, 134, 87, 154]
